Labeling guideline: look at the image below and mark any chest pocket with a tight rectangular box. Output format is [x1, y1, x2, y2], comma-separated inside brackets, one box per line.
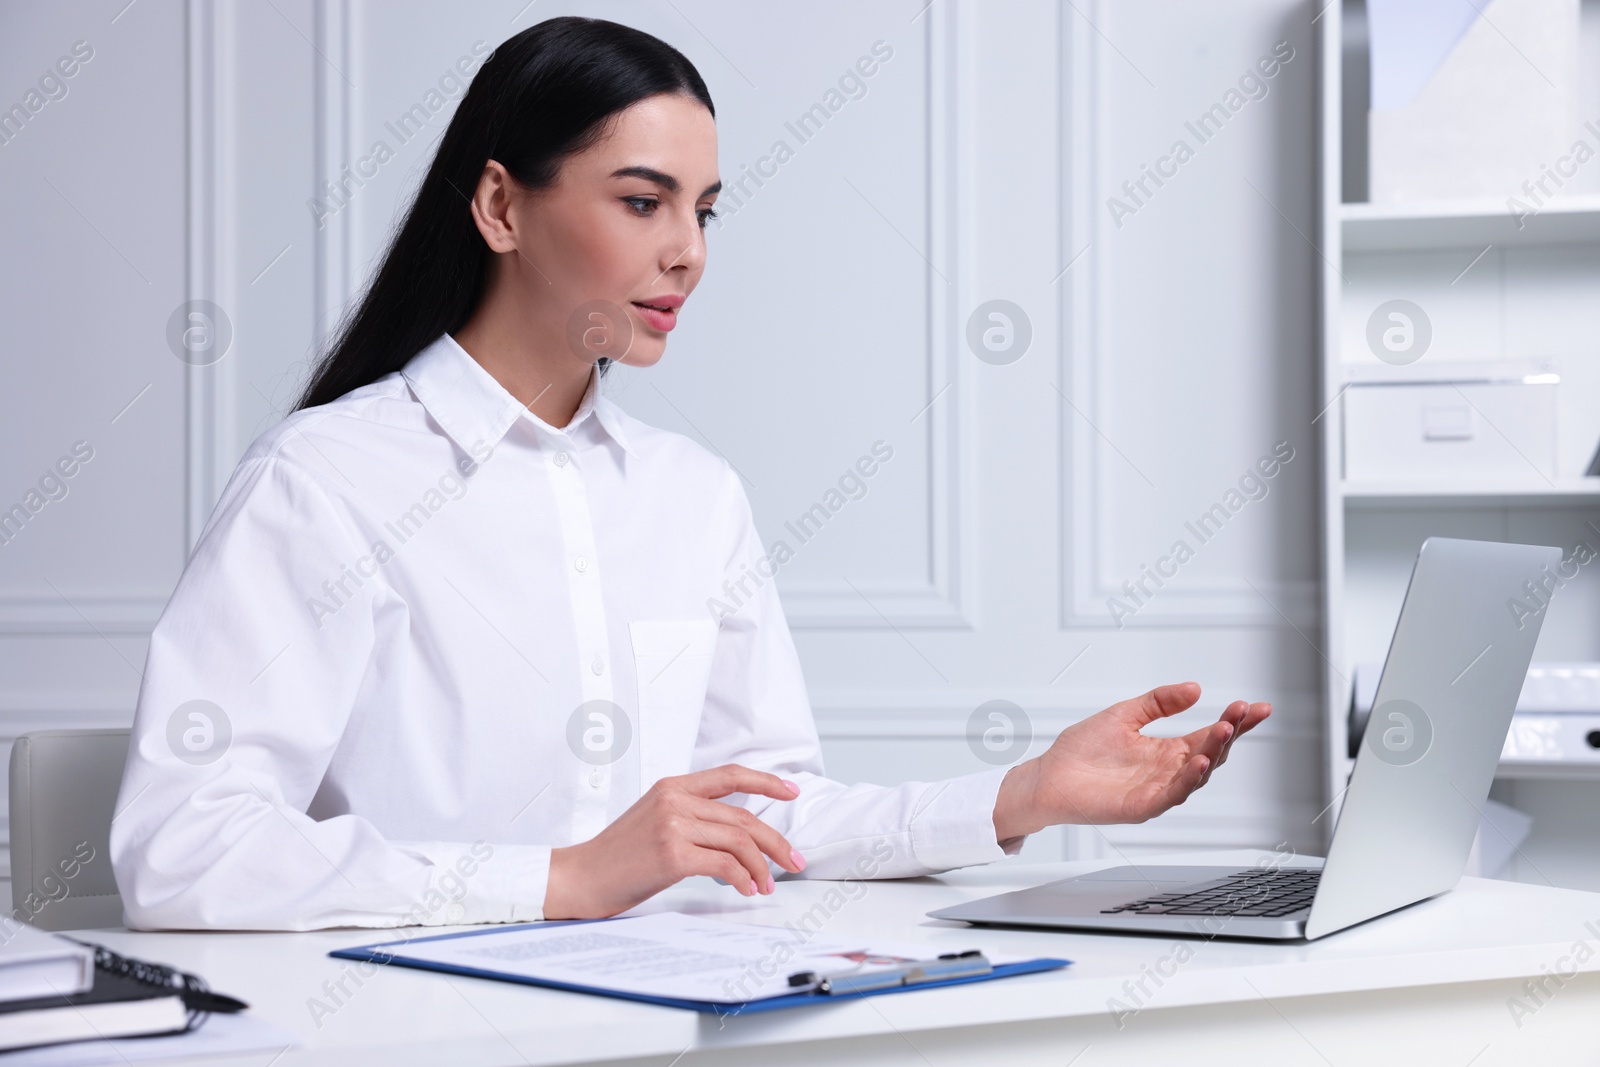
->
[630, 619, 719, 790]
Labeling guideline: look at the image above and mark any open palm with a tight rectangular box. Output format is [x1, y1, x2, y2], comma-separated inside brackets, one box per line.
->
[994, 683, 1271, 839]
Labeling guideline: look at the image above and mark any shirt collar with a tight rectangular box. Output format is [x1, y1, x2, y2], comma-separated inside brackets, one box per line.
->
[401, 334, 633, 457]
[568, 360, 634, 458]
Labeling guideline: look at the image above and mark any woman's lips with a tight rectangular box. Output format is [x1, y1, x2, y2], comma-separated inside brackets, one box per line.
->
[631, 302, 678, 332]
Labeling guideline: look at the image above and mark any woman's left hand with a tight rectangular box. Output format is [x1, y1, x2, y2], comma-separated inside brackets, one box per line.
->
[991, 682, 1271, 841]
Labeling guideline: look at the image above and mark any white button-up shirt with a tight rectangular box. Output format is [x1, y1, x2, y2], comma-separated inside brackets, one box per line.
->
[110, 334, 1014, 931]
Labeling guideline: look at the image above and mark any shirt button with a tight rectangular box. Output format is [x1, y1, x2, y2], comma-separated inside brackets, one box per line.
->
[588, 769, 605, 788]
[445, 902, 466, 923]
[554, 452, 569, 467]
[591, 658, 605, 675]
[575, 556, 588, 572]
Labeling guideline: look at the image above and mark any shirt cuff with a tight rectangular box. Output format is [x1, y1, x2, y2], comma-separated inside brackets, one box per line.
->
[397, 841, 550, 925]
[908, 765, 1024, 872]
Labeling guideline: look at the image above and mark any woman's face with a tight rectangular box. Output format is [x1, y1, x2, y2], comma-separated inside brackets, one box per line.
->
[502, 92, 720, 370]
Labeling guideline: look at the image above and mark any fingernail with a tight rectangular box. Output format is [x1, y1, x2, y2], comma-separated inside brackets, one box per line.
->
[791, 849, 807, 871]
[783, 779, 800, 796]
[766, 875, 775, 893]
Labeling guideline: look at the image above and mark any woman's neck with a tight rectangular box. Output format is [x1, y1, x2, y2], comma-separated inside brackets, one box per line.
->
[453, 295, 594, 429]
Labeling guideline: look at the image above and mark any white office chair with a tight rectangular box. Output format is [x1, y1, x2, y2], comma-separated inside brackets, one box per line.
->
[8, 729, 129, 931]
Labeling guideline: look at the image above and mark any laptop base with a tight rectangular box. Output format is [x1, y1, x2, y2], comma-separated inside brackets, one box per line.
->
[929, 865, 1313, 941]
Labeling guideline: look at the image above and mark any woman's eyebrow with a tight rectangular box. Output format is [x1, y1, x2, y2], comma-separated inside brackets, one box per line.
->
[609, 165, 722, 198]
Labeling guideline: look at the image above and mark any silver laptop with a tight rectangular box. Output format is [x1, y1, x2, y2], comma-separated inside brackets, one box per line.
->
[930, 537, 1559, 941]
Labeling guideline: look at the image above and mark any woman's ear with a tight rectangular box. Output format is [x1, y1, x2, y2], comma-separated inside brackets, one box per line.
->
[468, 160, 521, 254]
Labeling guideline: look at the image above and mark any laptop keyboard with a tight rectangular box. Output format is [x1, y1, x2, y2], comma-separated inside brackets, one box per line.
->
[1100, 867, 1321, 919]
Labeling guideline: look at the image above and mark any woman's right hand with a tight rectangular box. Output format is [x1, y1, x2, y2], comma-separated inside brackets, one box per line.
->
[543, 764, 808, 920]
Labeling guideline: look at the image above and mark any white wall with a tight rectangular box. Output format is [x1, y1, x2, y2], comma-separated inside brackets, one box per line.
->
[0, 0, 1326, 882]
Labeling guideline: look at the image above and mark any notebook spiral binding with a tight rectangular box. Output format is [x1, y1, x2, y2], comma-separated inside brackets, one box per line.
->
[63, 938, 248, 1031]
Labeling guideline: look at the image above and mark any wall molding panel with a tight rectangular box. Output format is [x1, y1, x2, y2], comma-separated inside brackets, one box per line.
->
[184, 0, 237, 548]
[0, 596, 165, 635]
[779, 1, 971, 630]
[1057, 0, 1318, 632]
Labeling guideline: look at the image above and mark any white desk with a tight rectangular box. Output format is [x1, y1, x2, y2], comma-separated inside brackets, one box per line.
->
[68, 850, 1600, 1066]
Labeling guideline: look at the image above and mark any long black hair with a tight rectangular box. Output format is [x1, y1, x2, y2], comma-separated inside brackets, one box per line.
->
[296, 17, 714, 410]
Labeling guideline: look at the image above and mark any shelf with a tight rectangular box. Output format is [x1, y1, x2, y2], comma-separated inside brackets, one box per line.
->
[1334, 754, 1600, 782]
[1335, 757, 1600, 783]
[1343, 480, 1600, 507]
[1498, 760, 1600, 782]
[1341, 195, 1600, 252]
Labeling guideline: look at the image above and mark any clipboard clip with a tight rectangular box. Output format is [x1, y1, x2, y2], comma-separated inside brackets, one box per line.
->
[787, 949, 993, 996]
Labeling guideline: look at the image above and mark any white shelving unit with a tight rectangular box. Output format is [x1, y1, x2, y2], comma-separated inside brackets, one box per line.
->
[1318, 4, 1600, 888]
[1341, 194, 1600, 251]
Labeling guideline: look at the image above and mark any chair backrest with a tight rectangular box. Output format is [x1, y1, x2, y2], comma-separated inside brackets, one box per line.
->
[8, 729, 129, 931]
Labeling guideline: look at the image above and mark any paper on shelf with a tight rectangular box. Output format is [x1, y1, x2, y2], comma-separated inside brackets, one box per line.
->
[1368, 0, 1482, 112]
[1368, 0, 1579, 203]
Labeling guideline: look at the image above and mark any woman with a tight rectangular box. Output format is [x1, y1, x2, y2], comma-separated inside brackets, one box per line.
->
[110, 16, 1270, 930]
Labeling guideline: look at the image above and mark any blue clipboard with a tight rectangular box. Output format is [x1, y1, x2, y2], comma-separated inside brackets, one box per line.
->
[331, 920, 1071, 1015]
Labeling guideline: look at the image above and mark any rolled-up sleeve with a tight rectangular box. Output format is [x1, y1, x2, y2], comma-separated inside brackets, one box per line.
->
[693, 466, 1025, 879]
[110, 451, 549, 930]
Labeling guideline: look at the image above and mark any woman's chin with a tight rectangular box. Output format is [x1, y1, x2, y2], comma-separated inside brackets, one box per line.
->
[615, 342, 667, 369]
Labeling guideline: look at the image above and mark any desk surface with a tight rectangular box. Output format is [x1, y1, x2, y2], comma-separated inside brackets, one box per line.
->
[69, 850, 1600, 1066]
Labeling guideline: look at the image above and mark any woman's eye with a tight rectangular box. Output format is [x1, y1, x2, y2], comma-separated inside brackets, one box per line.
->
[623, 196, 716, 229]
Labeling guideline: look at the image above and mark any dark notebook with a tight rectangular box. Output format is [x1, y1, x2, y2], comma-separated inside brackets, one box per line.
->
[0, 939, 245, 1054]
[0, 967, 188, 1052]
